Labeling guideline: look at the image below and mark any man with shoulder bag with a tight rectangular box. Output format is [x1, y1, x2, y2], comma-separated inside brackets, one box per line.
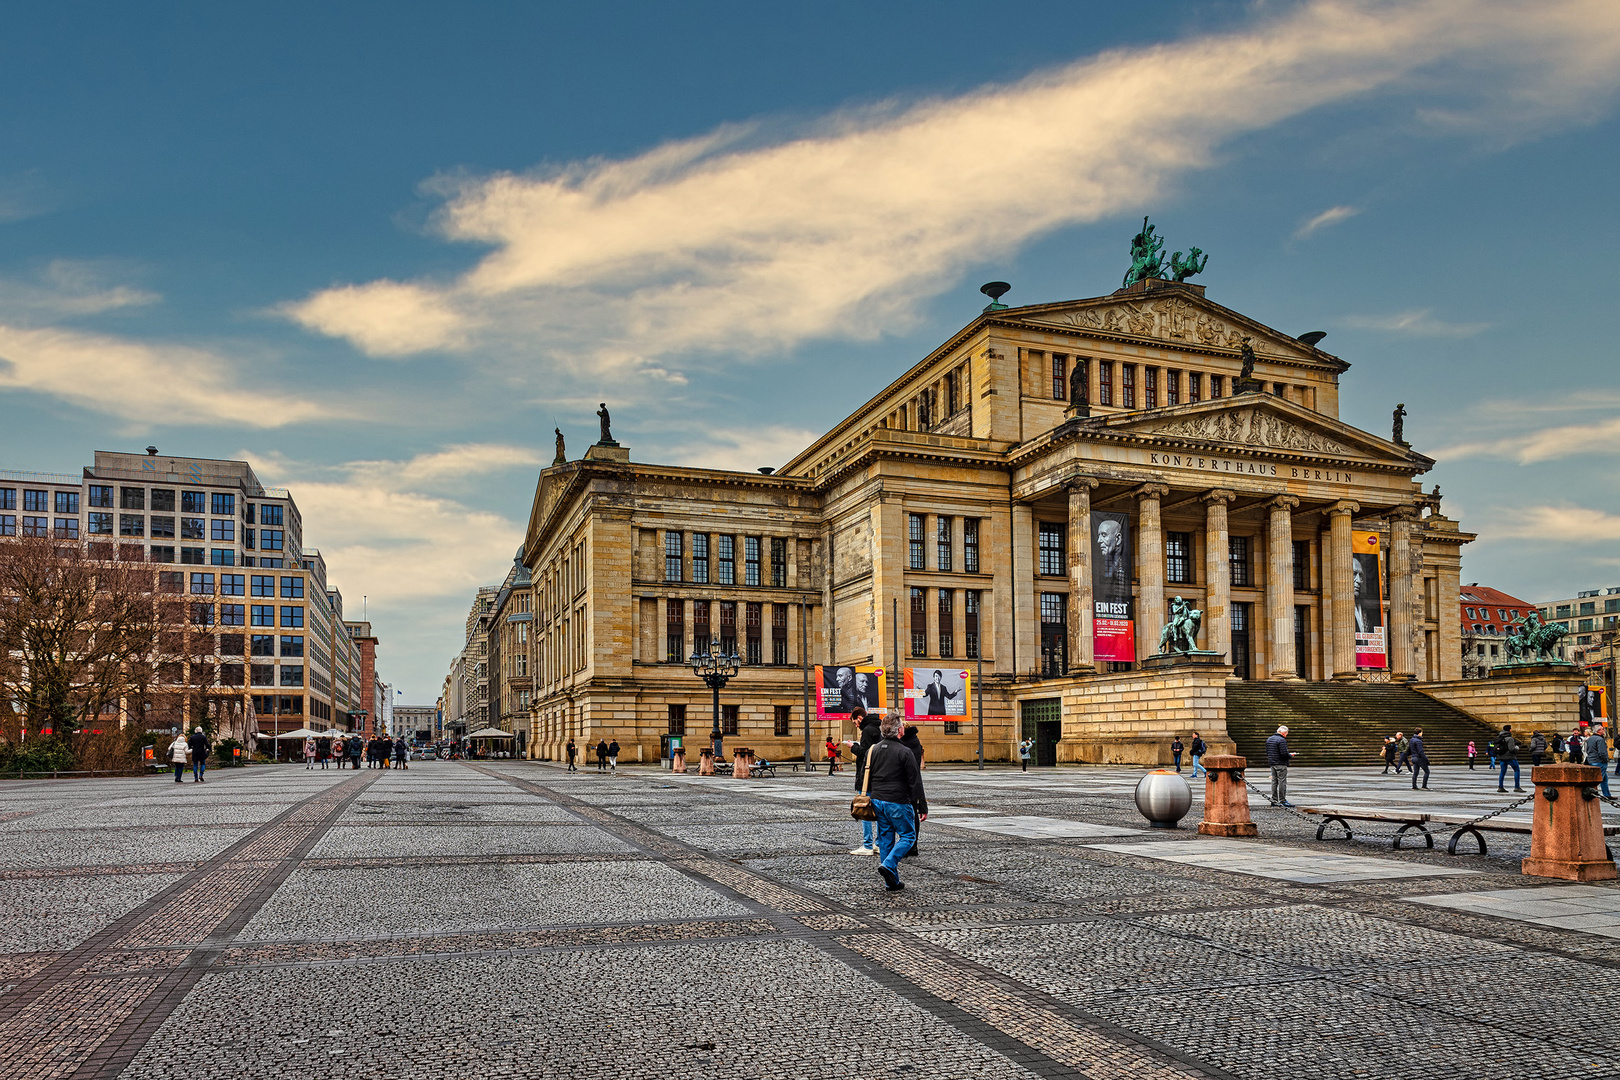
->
[849, 715, 927, 892]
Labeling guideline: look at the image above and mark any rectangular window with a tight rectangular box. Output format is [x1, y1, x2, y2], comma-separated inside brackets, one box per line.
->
[280, 665, 304, 687]
[59, 491, 82, 514]
[219, 664, 244, 687]
[54, 518, 80, 539]
[190, 572, 215, 595]
[219, 603, 245, 626]
[1292, 540, 1309, 590]
[774, 705, 791, 737]
[22, 516, 48, 536]
[149, 546, 174, 563]
[180, 546, 205, 564]
[1040, 592, 1067, 677]
[88, 485, 113, 508]
[181, 491, 206, 513]
[691, 533, 709, 583]
[243, 527, 254, 550]
[1098, 361, 1113, 406]
[243, 503, 256, 525]
[22, 490, 46, 513]
[1209, 374, 1223, 399]
[1579, 602, 1596, 616]
[1166, 532, 1192, 584]
[963, 518, 979, 573]
[210, 549, 235, 566]
[251, 575, 274, 597]
[157, 571, 184, 593]
[251, 664, 275, 687]
[693, 600, 711, 654]
[280, 635, 304, 657]
[151, 489, 175, 512]
[1189, 372, 1202, 402]
[211, 519, 234, 542]
[745, 536, 760, 586]
[721, 703, 739, 736]
[191, 603, 215, 627]
[281, 606, 305, 628]
[938, 589, 954, 658]
[219, 573, 244, 596]
[667, 599, 684, 662]
[1231, 601, 1252, 679]
[1144, 366, 1157, 408]
[909, 513, 925, 570]
[1578, 618, 1595, 633]
[1038, 521, 1064, 576]
[180, 517, 204, 540]
[1556, 605, 1571, 618]
[211, 493, 235, 516]
[0, 489, 13, 511]
[280, 576, 304, 598]
[965, 589, 981, 659]
[1229, 536, 1251, 588]
[119, 514, 144, 537]
[770, 537, 787, 587]
[260, 529, 283, 551]
[88, 511, 113, 535]
[1121, 364, 1136, 408]
[260, 504, 283, 526]
[936, 517, 952, 572]
[1052, 353, 1065, 399]
[772, 603, 788, 665]
[745, 602, 762, 664]
[252, 634, 275, 656]
[1164, 369, 1180, 406]
[946, 370, 959, 415]
[0, 514, 14, 536]
[717, 535, 735, 585]
[667, 703, 686, 736]
[719, 601, 737, 655]
[251, 605, 275, 626]
[911, 586, 927, 656]
[149, 515, 174, 538]
[114, 487, 141, 511]
[944, 719, 961, 735]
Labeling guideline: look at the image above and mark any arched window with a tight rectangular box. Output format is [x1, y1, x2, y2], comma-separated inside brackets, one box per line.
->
[1473, 624, 1482, 634]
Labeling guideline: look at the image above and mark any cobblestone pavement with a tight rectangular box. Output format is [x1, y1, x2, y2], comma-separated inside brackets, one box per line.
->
[4, 760, 1620, 1079]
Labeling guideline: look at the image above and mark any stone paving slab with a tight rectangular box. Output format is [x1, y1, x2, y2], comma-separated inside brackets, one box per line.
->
[940, 815, 1144, 840]
[1087, 838, 1483, 883]
[1408, 884, 1620, 938]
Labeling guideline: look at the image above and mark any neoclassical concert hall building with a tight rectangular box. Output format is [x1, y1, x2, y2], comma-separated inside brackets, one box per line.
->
[521, 275, 1470, 764]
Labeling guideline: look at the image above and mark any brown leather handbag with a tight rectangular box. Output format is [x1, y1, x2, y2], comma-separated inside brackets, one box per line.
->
[850, 745, 879, 821]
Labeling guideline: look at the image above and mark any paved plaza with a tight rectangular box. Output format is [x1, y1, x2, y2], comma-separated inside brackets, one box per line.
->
[5, 760, 1620, 1080]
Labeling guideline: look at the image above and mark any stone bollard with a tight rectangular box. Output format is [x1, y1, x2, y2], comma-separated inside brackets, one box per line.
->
[1197, 754, 1258, 838]
[733, 750, 751, 779]
[1523, 763, 1618, 881]
[671, 747, 686, 774]
[698, 748, 715, 776]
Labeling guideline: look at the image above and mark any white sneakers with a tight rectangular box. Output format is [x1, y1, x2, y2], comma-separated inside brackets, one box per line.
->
[850, 846, 877, 855]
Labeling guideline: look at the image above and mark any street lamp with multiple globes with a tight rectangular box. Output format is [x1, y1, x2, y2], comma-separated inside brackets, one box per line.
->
[689, 636, 741, 755]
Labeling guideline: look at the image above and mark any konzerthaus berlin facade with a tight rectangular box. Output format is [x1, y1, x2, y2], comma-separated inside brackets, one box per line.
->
[521, 276, 1471, 764]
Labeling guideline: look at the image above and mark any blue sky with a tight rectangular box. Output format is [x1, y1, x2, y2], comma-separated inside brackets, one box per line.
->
[2, 1, 1618, 701]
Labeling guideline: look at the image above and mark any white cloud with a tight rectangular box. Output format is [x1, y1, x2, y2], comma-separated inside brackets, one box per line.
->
[284, 0, 1620, 378]
[0, 324, 340, 427]
[0, 260, 159, 319]
[1294, 205, 1359, 239]
[1486, 505, 1620, 542]
[664, 425, 823, 473]
[1337, 308, 1489, 336]
[1432, 398, 1620, 463]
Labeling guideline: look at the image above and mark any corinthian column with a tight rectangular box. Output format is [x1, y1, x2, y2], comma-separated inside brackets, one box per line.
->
[1388, 505, 1419, 681]
[1066, 479, 1099, 673]
[1327, 501, 1360, 679]
[1201, 490, 1236, 662]
[1136, 484, 1170, 660]
[1266, 495, 1300, 679]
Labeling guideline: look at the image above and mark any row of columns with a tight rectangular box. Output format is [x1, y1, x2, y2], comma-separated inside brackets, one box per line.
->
[1061, 483, 1416, 680]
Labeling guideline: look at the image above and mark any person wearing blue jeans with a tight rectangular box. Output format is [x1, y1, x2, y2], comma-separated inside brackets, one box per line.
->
[186, 727, 210, 784]
[1189, 733, 1207, 779]
[863, 715, 928, 891]
[846, 708, 882, 856]
[1585, 729, 1613, 799]
[1495, 726, 1522, 793]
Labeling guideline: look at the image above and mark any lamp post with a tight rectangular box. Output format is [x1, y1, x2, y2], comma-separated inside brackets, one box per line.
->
[689, 636, 741, 757]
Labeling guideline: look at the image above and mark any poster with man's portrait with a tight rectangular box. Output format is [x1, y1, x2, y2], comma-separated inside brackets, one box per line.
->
[814, 665, 886, 721]
[1351, 530, 1386, 668]
[903, 667, 971, 720]
[1091, 510, 1134, 662]
[1580, 686, 1608, 725]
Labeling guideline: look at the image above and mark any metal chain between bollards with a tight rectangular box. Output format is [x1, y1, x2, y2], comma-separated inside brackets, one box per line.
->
[1238, 779, 1536, 842]
[1438, 792, 1535, 835]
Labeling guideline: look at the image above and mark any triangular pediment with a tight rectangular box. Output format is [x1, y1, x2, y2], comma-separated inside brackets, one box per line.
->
[1009, 288, 1340, 367]
[1092, 395, 1427, 466]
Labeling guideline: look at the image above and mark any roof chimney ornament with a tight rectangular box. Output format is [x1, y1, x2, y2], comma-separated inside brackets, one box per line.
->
[979, 281, 1010, 312]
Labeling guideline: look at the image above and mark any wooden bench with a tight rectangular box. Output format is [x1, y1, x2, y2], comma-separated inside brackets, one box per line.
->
[1302, 805, 1620, 856]
[1425, 813, 1620, 857]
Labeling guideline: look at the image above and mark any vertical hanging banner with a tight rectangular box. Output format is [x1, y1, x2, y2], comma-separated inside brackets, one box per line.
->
[1091, 510, 1134, 662]
[903, 667, 971, 721]
[1580, 685, 1608, 725]
[814, 665, 887, 722]
[1351, 530, 1386, 668]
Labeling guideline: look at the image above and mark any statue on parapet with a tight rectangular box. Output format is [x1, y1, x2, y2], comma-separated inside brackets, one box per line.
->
[553, 427, 567, 465]
[1068, 358, 1089, 411]
[1392, 403, 1408, 446]
[597, 403, 617, 446]
[1234, 337, 1262, 393]
[1169, 247, 1208, 282]
[1122, 217, 1168, 287]
[1157, 595, 1204, 655]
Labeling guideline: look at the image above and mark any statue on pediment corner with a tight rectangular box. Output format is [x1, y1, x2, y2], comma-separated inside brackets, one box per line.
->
[1392, 403, 1408, 446]
[553, 427, 566, 465]
[1169, 247, 1208, 282]
[1123, 217, 1168, 288]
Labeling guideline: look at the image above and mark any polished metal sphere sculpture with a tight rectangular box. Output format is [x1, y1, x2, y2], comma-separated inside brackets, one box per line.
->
[1134, 769, 1192, 829]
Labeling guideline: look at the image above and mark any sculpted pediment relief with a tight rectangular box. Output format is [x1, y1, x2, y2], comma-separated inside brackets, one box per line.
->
[1135, 407, 1352, 455]
[1021, 295, 1309, 359]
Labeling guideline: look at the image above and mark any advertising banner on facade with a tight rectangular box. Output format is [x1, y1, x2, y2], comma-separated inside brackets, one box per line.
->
[1091, 510, 1135, 662]
[814, 665, 887, 721]
[1580, 685, 1609, 725]
[1351, 530, 1386, 668]
[903, 667, 971, 721]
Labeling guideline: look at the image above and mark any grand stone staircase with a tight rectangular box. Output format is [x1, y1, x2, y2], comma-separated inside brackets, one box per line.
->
[1225, 682, 1499, 767]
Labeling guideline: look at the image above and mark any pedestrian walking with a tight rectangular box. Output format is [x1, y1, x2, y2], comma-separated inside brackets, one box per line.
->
[1586, 726, 1614, 799]
[595, 738, 609, 772]
[1495, 726, 1523, 793]
[1466, 740, 1476, 770]
[1530, 731, 1547, 767]
[825, 738, 842, 775]
[864, 715, 928, 892]
[187, 727, 210, 783]
[565, 738, 578, 772]
[1408, 727, 1431, 790]
[1171, 736, 1184, 773]
[304, 736, 317, 769]
[607, 739, 620, 773]
[899, 724, 926, 857]
[1569, 728, 1585, 765]
[1189, 732, 1207, 778]
[1018, 737, 1033, 772]
[846, 708, 881, 855]
[317, 737, 331, 769]
[394, 738, 409, 770]
[1394, 732, 1408, 774]
[1381, 737, 1398, 774]
[169, 732, 190, 783]
[1266, 725, 1295, 807]
[1552, 733, 1567, 763]
[348, 734, 364, 770]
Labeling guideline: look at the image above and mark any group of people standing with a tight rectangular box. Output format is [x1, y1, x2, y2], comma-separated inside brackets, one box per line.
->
[563, 737, 620, 773]
[843, 707, 927, 892]
[302, 734, 411, 770]
[1379, 730, 1433, 789]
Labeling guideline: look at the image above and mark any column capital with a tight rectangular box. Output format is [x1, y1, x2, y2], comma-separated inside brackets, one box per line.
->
[1135, 482, 1171, 502]
[1065, 476, 1100, 493]
[1266, 495, 1300, 512]
[1199, 488, 1238, 506]
[1388, 503, 1421, 523]
[1327, 500, 1361, 519]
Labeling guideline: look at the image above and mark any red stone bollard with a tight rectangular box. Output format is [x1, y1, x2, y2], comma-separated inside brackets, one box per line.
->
[1197, 754, 1258, 838]
[1523, 763, 1617, 881]
[671, 747, 686, 774]
[698, 748, 715, 776]
[733, 750, 751, 779]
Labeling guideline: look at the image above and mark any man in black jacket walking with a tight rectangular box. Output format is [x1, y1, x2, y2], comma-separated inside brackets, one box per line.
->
[187, 727, 210, 783]
[866, 715, 927, 891]
[1496, 726, 1523, 793]
[1408, 728, 1431, 790]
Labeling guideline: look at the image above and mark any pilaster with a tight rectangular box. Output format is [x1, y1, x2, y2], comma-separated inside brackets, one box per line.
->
[1135, 484, 1169, 662]
[1327, 501, 1359, 679]
[1389, 505, 1420, 681]
[1266, 495, 1300, 679]
[1201, 489, 1236, 663]
[1066, 479, 1099, 673]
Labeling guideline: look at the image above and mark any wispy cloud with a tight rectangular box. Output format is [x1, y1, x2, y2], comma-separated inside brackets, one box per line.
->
[0, 324, 339, 428]
[1295, 205, 1359, 239]
[283, 0, 1620, 380]
[1436, 414, 1620, 464]
[664, 424, 823, 473]
[0, 260, 160, 320]
[1337, 308, 1490, 337]
[1486, 505, 1620, 542]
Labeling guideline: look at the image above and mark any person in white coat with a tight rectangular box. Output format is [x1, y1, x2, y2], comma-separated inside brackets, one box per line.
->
[169, 734, 190, 783]
[304, 736, 317, 769]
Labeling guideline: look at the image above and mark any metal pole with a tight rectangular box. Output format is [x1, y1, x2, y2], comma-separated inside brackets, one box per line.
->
[801, 602, 811, 769]
[977, 653, 984, 770]
[893, 597, 901, 719]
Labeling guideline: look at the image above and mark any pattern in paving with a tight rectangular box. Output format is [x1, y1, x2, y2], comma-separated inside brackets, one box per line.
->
[3, 760, 1620, 1079]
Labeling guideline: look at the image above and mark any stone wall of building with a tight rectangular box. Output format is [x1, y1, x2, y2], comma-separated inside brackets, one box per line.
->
[1032, 662, 1233, 765]
[1414, 667, 1586, 734]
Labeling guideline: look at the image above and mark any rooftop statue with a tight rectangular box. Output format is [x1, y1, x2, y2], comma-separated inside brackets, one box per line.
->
[597, 403, 615, 446]
[1392, 403, 1408, 446]
[1069, 358, 1089, 407]
[1157, 595, 1204, 655]
[1169, 247, 1208, 282]
[553, 427, 566, 465]
[1122, 217, 1167, 287]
